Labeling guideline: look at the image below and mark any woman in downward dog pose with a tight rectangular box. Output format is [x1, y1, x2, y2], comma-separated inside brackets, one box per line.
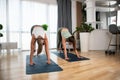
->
[30, 24, 51, 65]
[57, 27, 81, 60]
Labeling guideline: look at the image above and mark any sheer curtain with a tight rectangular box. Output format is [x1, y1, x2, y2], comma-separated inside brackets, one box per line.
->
[0, 0, 57, 51]
[0, 0, 7, 43]
[21, 1, 57, 50]
[21, 1, 48, 50]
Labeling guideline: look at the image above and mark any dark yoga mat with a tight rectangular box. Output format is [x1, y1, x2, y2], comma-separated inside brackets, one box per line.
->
[26, 54, 63, 74]
[52, 51, 90, 62]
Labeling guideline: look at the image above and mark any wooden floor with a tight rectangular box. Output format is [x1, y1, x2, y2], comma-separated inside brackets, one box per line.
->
[0, 50, 120, 80]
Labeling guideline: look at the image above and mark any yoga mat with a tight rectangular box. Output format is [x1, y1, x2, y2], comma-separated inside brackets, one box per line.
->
[52, 51, 90, 62]
[26, 54, 63, 74]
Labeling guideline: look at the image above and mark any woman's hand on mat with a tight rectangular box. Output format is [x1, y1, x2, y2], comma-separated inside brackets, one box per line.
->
[76, 54, 82, 59]
[29, 62, 35, 66]
[65, 57, 69, 60]
[77, 55, 84, 59]
[46, 61, 51, 64]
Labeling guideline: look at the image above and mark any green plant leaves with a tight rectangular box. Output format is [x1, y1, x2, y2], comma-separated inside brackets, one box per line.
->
[0, 24, 3, 30]
[42, 24, 48, 31]
[0, 24, 3, 37]
[0, 33, 3, 37]
[76, 23, 94, 32]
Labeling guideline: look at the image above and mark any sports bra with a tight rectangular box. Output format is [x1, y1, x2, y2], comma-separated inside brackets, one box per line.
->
[61, 28, 72, 39]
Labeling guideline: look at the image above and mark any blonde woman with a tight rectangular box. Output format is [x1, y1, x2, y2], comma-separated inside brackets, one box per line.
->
[30, 25, 51, 65]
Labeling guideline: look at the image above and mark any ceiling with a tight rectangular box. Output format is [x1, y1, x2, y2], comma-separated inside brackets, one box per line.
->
[96, 0, 120, 12]
[96, 0, 120, 7]
[77, 0, 120, 12]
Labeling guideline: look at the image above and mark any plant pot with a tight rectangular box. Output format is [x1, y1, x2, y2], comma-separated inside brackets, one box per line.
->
[80, 32, 90, 52]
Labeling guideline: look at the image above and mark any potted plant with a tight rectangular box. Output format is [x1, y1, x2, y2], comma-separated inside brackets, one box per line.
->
[73, 22, 94, 52]
[73, 23, 94, 33]
[0, 24, 3, 37]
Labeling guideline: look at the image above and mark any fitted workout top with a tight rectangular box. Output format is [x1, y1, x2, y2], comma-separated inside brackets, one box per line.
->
[61, 28, 72, 39]
[32, 26, 45, 38]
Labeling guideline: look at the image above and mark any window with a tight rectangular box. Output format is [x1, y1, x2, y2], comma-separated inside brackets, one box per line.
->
[0, 0, 57, 50]
[0, 0, 7, 42]
[108, 16, 116, 25]
[21, 1, 57, 50]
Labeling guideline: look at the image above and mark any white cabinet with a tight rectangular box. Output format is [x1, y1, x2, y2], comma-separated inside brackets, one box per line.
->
[89, 29, 116, 50]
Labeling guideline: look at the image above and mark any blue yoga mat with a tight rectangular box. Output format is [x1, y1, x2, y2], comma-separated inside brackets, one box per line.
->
[26, 54, 63, 74]
[52, 51, 90, 62]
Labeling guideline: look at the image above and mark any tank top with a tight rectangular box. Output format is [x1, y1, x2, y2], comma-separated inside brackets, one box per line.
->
[32, 26, 45, 38]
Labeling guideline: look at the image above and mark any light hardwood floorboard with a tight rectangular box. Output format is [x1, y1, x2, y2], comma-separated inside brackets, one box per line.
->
[0, 50, 120, 80]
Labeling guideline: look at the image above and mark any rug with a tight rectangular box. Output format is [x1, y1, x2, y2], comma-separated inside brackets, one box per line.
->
[26, 54, 63, 74]
[52, 51, 90, 62]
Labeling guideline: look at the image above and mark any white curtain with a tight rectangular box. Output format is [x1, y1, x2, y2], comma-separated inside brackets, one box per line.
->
[0, 0, 57, 50]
